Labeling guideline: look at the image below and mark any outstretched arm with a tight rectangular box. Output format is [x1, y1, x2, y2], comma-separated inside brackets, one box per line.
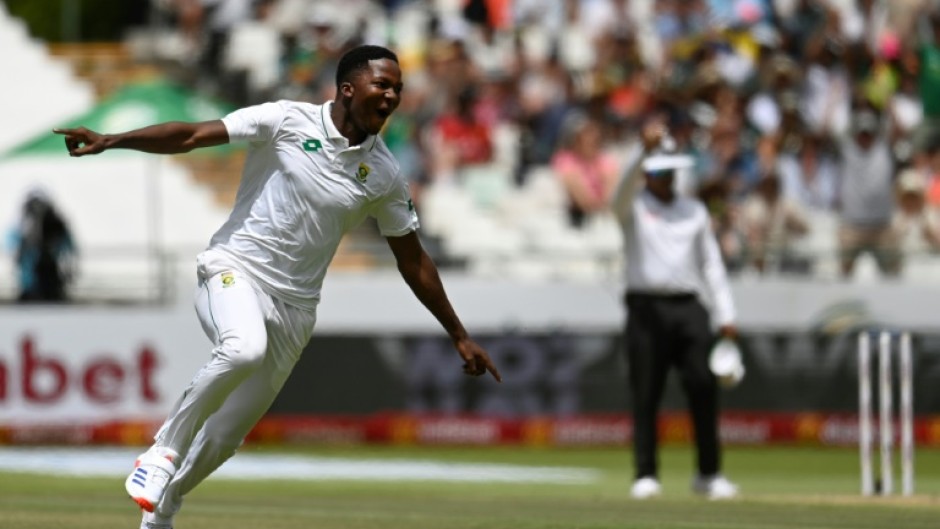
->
[386, 231, 501, 382]
[54, 120, 229, 157]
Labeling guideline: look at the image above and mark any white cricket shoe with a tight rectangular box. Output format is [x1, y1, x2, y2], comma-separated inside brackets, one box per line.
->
[630, 476, 663, 499]
[125, 446, 179, 512]
[140, 510, 174, 529]
[692, 474, 739, 500]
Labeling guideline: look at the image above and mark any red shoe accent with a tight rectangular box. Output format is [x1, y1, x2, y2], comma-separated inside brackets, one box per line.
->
[133, 497, 155, 512]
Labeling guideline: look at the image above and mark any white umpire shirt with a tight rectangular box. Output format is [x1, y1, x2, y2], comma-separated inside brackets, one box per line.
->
[207, 100, 419, 310]
[610, 145, 736, 327]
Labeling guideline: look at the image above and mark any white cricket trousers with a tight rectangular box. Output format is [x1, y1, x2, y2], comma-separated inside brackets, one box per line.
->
[152, 250, 317, 518]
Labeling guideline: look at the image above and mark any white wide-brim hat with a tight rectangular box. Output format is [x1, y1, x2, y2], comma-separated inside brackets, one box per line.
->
[642, 153, 695, 173]
[709, 338, 745, 388]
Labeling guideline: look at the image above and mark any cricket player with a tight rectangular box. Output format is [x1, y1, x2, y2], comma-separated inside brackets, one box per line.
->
[55, 45, 501, 529]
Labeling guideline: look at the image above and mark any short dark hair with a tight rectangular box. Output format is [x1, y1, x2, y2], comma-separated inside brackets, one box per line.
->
[335, 45, 399, 88]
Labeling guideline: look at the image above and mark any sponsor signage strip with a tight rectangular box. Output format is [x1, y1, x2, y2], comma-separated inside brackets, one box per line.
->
[3, 413, 940, 447]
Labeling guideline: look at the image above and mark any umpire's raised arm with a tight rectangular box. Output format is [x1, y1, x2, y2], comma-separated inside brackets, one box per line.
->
[610, 121, 666, 224]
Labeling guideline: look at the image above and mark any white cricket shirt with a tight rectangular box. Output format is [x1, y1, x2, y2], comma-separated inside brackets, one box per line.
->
[206, 100, 419, 310]
[610, 146, 736, 326]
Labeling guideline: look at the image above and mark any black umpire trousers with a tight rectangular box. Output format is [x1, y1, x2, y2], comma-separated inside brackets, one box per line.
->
[624, 292, 720, 479]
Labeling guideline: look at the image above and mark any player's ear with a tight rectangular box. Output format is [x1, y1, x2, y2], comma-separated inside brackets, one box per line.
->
[340, 81, 354, 98]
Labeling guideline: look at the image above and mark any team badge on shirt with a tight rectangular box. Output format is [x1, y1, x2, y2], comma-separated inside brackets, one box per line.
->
[302, 139, 322, 152]
[356, 162, 371, 183]
[220, 271, 235, 288]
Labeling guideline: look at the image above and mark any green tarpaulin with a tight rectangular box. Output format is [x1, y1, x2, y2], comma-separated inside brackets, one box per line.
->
[6, 79, 238, 157]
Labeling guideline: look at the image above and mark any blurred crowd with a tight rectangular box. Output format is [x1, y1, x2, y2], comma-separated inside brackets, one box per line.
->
[146, 0, 940, 279]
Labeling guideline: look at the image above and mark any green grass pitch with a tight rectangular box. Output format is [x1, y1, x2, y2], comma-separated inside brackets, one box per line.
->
[1, 444, 938, 529]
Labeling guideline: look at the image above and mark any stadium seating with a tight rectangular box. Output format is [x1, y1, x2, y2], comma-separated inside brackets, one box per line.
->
[0, 3, 94, 154]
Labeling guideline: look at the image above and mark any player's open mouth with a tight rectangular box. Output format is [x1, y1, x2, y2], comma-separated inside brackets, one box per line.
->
[376, 108, 391, 119]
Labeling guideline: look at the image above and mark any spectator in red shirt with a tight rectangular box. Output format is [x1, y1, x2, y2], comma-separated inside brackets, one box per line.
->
[427, 86, 494, 182]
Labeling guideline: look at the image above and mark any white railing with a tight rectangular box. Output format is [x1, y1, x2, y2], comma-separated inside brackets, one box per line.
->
[1, 241, 938, 305]
[0, 246, 178, 305]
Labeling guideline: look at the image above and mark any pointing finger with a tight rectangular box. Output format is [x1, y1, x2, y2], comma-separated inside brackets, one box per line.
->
[53, 128, 82, 138]
[486, 361, 502, 383]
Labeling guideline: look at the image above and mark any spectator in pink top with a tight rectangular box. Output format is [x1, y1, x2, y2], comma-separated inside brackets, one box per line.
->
[552, 114, 619, 228]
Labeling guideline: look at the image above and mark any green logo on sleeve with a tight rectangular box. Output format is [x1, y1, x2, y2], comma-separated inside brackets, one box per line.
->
[303, 139, 323, 152]
[407, 199, 415, 211]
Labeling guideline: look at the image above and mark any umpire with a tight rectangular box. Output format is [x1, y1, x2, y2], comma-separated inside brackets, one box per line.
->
[610, 122, 739, 500]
